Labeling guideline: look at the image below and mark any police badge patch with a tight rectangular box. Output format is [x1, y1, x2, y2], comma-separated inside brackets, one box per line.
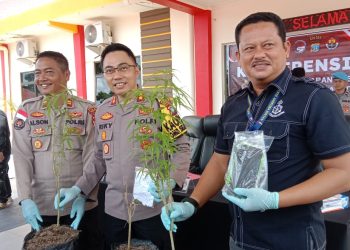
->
[14, 119, 25, 130]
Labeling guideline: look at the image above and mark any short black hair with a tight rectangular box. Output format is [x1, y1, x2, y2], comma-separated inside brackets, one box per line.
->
[35, 51, 69, 71]
[235, 12, 286, 50]
[100, 43, 137, 69]
[291, 67, 305, 77]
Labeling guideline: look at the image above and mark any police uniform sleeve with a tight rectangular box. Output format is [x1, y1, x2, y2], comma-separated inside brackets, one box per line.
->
[76, 106, 107, 196]
[306, 88, 350, 158]
[12, 104, 34, 201]
[170, 134, 191, 187]
[158, 101, 190, 187]
[82, 105, 96, 172]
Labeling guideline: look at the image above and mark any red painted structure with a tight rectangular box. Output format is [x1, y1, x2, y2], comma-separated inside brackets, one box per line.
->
[0, 51, 5, 102]
[150, 0, 213, 115]
[0, 44, 9, 113]
[73, 25, 87, 99]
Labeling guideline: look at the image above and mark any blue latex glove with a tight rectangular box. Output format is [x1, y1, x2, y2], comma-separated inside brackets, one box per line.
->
[54, 185, 81, 209]
[222, 188, 279, 212]
[148, 179, 176, 202]
[160, 201, 195, 232]
[70, 195, 86, 230]
[21, 199, 43, 231]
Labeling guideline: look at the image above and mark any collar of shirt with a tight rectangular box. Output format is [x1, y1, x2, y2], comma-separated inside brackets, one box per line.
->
[246, 67, 292, 97]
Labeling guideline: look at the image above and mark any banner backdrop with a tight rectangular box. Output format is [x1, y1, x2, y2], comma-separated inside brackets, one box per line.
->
[287, 29, 350, 87]
[224, 28, 350, 97]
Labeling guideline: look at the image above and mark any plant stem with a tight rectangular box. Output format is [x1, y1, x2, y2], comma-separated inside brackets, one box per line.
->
[124, 189, 133, 250]
[169, 228, 175, 250]
[56, 175, 60, 226]
[165, 196, 176, 250]
[127, 211, 131, 250]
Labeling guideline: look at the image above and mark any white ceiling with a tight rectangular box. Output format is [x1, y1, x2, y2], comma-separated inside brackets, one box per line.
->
[0, 0, 232, 43]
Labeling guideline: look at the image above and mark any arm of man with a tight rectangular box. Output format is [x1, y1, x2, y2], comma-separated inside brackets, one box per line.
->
[191, 152, 230, 207]
[75, 107, 107, 197]
[170, 134, 191, 187]
[160, 152, 229, 231]
[78, 105, 104, 198]
[278, 88, 350, 207]
[279, 152, 350, 208]
[57, 130, 107, 208]
[12, 105, 34, 202]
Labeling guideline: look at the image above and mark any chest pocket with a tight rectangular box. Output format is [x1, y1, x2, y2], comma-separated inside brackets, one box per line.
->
[64, 119, 87, 150]
[223, 121, 289, 163]
[262, 121, 289, 163]
[29, 124, 52, 152]
[223, 122, 247, 152]
[133, 116, 159, 156]
[97, 125, 113, 160]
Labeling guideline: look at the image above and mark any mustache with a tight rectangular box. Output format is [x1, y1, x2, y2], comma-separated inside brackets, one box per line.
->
[251, 60, 270, 66]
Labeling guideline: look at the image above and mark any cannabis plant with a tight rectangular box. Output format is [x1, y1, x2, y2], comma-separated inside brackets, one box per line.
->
[124, 70, 192, 250]
[45, 88, 76, 226]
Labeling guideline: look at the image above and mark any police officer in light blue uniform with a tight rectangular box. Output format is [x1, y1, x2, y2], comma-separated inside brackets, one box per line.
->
[332, 71, 350, 120]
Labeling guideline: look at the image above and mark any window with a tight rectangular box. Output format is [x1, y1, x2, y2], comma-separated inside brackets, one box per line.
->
[21, 71, 39, 101]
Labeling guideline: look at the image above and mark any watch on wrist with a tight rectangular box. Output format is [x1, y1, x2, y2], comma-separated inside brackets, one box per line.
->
[182, 197, 199, 214]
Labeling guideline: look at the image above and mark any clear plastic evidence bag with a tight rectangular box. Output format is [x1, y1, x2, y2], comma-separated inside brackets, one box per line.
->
[223, 130, 274, 196]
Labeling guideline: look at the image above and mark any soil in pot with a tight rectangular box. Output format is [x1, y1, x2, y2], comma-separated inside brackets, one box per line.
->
[23, 224, 79, 250]
[114, 239, 159, 250]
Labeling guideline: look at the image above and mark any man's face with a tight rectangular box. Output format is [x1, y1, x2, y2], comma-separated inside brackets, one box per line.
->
[102, 51, 139, 100]
[333, 78, 348, 93]
[34, 57, 69, 95]
[236, 22, 290, 89]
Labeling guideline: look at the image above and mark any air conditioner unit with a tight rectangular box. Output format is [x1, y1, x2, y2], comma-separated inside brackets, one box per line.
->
[84, 21, 112, 46]
[16, 40, 37, 58]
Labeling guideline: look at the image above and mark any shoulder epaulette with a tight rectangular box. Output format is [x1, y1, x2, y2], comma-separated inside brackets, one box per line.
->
[226, 87, 247, 101]
[100, 96, 114, 107]
[21, 95, 44, 106]
[72, 95, 94, 106]
[298, 77, 328, 89]
[235, 87, 248, 95]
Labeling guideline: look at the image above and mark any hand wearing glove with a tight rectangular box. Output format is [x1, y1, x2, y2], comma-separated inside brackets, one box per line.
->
[222, 187, 279, 212]
[148, 179, 176, 203]
[54, 185, 81, 209]
[21, 199, 43, 231]
[70, 195, 86, 230]
[160, 201, 195, 232]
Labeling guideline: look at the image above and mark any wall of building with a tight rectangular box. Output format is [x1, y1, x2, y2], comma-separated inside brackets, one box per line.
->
[84, 13, 142, 102]
[4, 9, 195, 118]
[170, 9, 194, 116]
[7, 31, 76, 110]
[211, 0, 349, 114]
[3, 0, 348, 117]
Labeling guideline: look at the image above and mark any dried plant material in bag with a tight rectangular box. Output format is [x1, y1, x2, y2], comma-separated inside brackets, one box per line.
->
[223, 131, 274, 196]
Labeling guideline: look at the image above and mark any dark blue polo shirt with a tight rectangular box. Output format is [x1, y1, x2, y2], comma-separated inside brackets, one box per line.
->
[215, 67, 350, 250]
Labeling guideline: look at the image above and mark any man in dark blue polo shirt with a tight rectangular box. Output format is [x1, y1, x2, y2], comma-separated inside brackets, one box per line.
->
[160, 12, 350, 250]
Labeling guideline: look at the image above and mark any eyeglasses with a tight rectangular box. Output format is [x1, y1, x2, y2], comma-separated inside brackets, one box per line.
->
[103, 63, 137, 75]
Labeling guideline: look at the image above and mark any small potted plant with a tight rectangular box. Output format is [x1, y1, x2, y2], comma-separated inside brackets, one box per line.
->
[115, 70, 192, 250]
[23, 88, 80, 250]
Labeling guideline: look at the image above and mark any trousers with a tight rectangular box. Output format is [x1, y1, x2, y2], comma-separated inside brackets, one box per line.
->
[0, 164, 11, 203]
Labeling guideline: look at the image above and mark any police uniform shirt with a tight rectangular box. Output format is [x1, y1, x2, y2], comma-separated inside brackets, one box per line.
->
[335, 88, 350, 116]
[76, 95, 190, 222]
[12, 95, 97, 216]
[215, 67, 350, 250]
